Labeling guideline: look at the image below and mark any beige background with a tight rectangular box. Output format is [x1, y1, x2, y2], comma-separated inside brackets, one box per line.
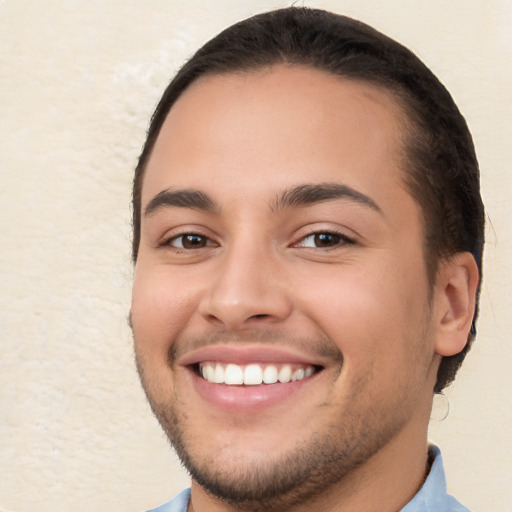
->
[0, 1, 510, 511]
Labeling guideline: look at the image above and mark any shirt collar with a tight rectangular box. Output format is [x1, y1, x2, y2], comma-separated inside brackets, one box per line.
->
[401, 445, 470, 512]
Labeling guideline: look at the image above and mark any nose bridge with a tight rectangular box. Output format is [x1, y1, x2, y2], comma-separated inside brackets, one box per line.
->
[200, 233, 291, 328]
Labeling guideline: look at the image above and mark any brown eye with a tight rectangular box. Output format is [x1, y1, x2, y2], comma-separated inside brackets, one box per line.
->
[296, 232, 347, 248]
[170, 234, 211, 249]
[312, 233, 342, 247]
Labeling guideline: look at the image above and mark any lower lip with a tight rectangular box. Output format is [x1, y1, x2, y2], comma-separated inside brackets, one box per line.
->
[189, 369, 319, 413]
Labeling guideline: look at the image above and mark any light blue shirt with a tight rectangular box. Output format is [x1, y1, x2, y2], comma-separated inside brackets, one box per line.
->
[147, 446, 470, 512]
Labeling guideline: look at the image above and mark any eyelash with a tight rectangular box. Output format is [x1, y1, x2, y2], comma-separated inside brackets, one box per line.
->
[161, 233, 217, 251]
[292, 230, 355, 249]
[161, 230, 355, 251]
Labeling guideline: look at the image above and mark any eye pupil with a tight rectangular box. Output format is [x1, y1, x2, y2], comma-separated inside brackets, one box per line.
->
[314, 233, 341, 247]
[182, 234, 206, 249]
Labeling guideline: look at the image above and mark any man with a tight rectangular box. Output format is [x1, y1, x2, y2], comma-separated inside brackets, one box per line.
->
[130, 7, 484, 512]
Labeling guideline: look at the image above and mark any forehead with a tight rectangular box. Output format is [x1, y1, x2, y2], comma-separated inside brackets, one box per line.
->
[142, 65, 410, 211]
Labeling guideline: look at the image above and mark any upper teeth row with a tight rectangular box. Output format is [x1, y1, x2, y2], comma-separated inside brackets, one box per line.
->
[200, 362, 315, 385]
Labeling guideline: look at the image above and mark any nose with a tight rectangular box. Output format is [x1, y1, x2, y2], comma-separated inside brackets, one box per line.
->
[198, 241, 293, 330]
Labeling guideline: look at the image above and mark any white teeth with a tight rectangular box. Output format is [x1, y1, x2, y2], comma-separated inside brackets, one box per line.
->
[244, 364, 263, 385]
[224, 364, 244, 385]
[262, 365, 278, 384]
[205, 364, 215, 382]
[213, 364, 224, 384]
[199, 362, 316, 386]
[278, 365, 292, 383]
[291, 368, 305, 382]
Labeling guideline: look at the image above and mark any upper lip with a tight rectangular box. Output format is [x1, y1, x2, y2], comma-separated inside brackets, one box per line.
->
[178, 344, 330, 368]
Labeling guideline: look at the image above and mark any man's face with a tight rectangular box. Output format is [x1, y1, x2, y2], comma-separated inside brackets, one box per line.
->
[131, 67, 441, 508]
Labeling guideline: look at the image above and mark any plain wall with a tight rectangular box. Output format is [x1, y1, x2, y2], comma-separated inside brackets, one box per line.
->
[1, 1, 511, 511]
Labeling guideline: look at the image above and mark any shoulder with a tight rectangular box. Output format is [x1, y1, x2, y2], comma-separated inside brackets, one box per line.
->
[145, 488, 191, 512]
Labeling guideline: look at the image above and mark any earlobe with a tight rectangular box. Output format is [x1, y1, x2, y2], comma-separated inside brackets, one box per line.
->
[434, 252, 480, 357]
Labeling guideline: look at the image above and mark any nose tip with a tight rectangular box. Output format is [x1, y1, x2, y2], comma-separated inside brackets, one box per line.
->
[199, 258, 292, 330]
[202, 290, 292, 331]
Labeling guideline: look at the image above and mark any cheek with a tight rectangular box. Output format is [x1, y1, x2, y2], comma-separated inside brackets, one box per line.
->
[131, 263, 199, 355]
[295, 258, 430, 365]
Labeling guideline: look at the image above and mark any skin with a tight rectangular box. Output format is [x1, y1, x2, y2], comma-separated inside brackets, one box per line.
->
[131, 66, 478, 512]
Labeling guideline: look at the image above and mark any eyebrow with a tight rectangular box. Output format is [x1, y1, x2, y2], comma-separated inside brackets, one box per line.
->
[144, 182, 382, 218]
[270, 182, 382, 213]
[144, 188, 218, 217]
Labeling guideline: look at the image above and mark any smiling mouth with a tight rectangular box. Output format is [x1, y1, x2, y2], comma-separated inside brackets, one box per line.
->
[194, 362, 322, 386]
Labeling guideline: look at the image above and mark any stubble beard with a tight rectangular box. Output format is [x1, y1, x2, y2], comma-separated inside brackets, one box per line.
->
[138, 365, 413, 512]
[133, 319, 433, 512]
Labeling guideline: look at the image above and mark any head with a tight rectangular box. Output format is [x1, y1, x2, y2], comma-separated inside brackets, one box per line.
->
[132, 7, 484, 393]
[130, 7, 483, 509]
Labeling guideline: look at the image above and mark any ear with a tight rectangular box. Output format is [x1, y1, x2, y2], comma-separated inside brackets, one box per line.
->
[433, 252, 480, 357]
